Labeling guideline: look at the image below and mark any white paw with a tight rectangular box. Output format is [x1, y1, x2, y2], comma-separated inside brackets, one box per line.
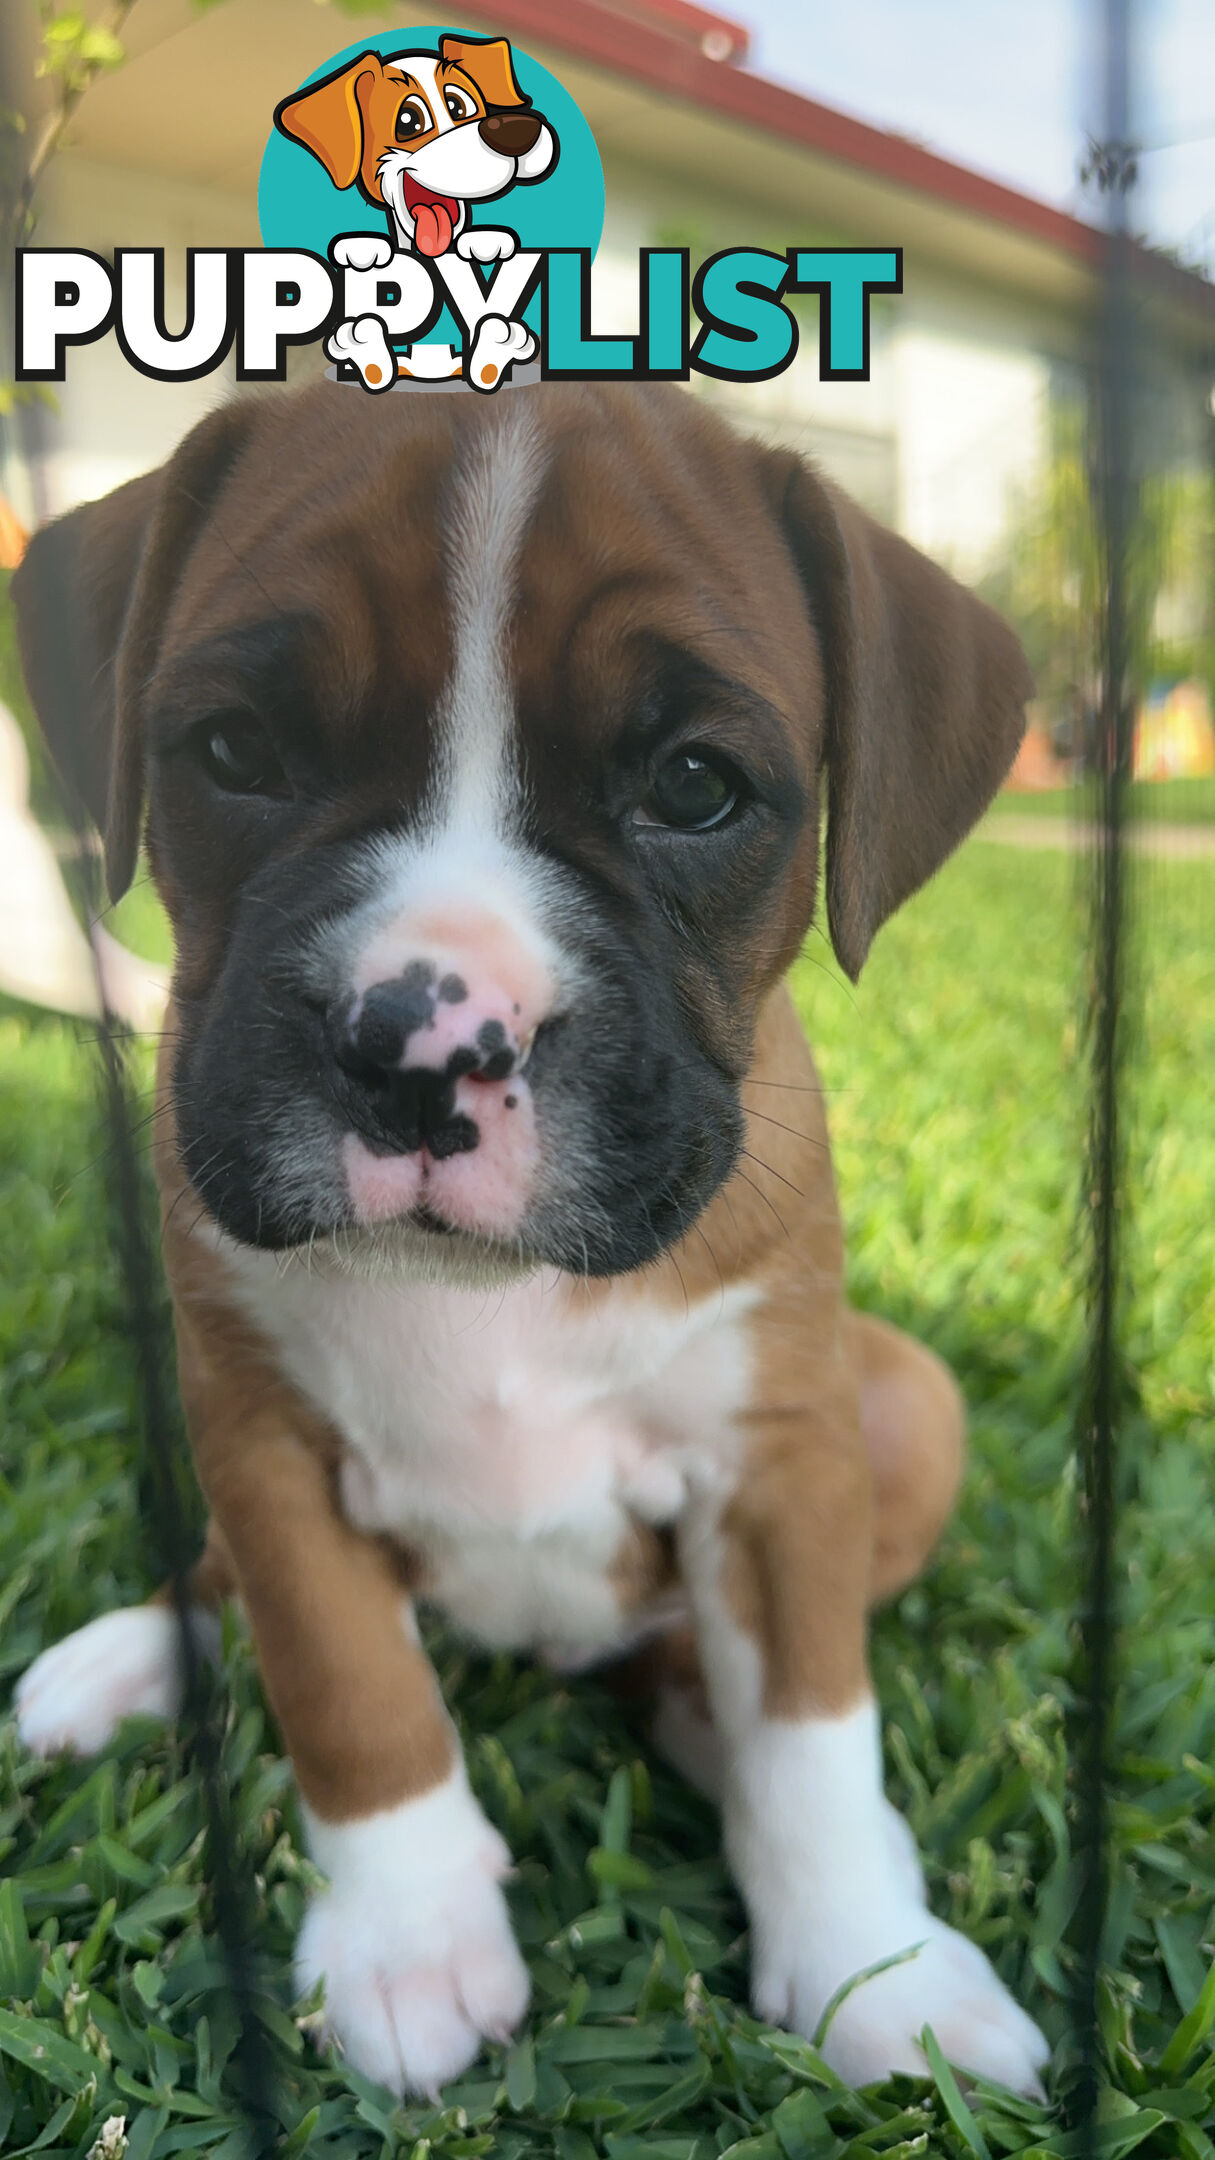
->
[15, 1605, 218, 1757]
[882, 1799, 927, 1903]
[331, 233, 395, 273]
[466, 314, 535, 392]
[726, 1703, 1046, 2097]
[755, 1904, 1048, 2095]
[325, 314, 396, 391]
[298, 1769, 530, 2096]
[456, 227, 517, 265]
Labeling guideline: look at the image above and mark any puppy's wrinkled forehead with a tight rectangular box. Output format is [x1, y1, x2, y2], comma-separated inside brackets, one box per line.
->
[150, 387, 816, 805]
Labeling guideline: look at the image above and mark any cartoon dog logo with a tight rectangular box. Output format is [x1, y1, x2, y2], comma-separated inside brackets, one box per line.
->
[275, 36, 558, 391]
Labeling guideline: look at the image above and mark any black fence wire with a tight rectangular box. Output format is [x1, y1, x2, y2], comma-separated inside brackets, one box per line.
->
[1070, 0, 1136, 2144]
[79, 862, 281, 2150]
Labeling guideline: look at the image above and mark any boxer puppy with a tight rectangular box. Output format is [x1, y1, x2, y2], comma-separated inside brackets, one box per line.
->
[13, 381, 1047, 2099]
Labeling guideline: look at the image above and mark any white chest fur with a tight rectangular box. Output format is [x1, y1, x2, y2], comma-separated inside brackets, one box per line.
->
[220, 1252, 758, 1659]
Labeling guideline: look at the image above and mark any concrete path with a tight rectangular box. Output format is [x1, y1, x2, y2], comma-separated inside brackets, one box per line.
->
[978, 814, 1215, 859]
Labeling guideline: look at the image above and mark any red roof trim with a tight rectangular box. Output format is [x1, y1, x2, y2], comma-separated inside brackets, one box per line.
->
[489, 0, 1214, 315]
[609, 0, 749, 62]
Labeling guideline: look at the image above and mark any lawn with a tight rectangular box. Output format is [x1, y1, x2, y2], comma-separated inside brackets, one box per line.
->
[987, 775, 1215, 824]
[1, 833, 1213, 2160]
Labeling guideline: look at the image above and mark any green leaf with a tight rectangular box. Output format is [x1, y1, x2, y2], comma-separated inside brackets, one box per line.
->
[918, 2027, 991, 2160]
[20, 2080, 96, 2150]
[612, 2060, 711, 2133]
[505, 2035, 536, 2112]
[77, 27, 126, 68]
[1021, 2114, 1166, 2159]
[589, 1849, 654, 1893]
[72, 1898, 118, 1987]
[771, 2087, 841, 2159]
[96, 1835, 157, 1887]
[601, 1767, 633, 1854]
[131, 1961, 164, 2008]
[112, 1883, 199, 1946]
[279, 2105, 322, 2156]
[1160, 1956, 1215, 2077]
[42, 13, 89, 45]
[0, 1880, 40, 1998]
[0, 2005, 112, 2098]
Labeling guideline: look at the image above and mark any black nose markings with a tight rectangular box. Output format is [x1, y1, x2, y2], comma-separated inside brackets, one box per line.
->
[351, 960, 466, 1069]
[472, 1018, 515, 1081]
[329, 962, 521, 1158]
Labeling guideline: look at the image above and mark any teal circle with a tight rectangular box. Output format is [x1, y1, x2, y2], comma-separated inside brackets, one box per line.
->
[257, 25, 603, 348]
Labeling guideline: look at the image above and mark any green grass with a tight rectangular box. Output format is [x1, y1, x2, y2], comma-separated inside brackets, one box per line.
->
[988, 775, 1215, 824]
[102, 872, 177, 971]
[1, 836, 1213, 2157]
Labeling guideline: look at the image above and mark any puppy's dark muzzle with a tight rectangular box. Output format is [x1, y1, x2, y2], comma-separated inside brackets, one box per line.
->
[478, 110, 542, 156]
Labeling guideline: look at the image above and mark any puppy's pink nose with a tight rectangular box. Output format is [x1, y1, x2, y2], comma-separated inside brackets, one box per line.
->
[350, 907, 552, 1057]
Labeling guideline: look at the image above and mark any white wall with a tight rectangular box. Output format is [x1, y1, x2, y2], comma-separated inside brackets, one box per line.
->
[598, 167, 1063, 559]
[9, 150, 259, 522]
[888, 276, 1067, 576]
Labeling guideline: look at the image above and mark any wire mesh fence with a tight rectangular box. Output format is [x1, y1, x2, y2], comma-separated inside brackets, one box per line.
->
[1, 1, 1211, 2154]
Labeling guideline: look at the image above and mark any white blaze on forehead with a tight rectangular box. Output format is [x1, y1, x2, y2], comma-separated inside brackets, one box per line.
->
[434, 399, 549, 834]
[382, 55, 449, 126]
[312, 397, 572, 1083]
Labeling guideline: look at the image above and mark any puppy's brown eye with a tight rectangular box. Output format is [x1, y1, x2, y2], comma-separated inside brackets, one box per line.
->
[638, 750, 741, 832]
[197, 718, 285, 796]
[444, 88, 475, 121]
[395, 96, 431, 141]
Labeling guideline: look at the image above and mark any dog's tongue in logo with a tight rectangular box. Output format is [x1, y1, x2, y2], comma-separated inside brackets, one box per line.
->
[400, 172, 460, 259]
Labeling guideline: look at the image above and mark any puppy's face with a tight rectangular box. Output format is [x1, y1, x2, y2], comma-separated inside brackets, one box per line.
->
[14, 384, 1030, 1278]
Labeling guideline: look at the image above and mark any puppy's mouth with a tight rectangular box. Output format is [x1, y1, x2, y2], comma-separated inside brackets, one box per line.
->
[303, 1207, 539, 1293]
[408, 1201, 457, 1237]
[398, 171, 461, 257]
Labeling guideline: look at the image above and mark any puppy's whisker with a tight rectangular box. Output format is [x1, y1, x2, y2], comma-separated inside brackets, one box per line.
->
[688, 1218, 727, 1307]
[741, 1079, 832, 1097]
[740, 1148, 806, 1200]
[734, 1167, 791, 1242]
[744, 1106, 827, 1150]
[59, 1097, 177, 1198]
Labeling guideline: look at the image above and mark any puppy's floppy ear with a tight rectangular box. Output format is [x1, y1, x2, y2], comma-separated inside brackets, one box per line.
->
[761, 451, 1032, 980]
[12, 400, 253, 903]
[440, 35, 529, 109]
[274, 52, 382, 190]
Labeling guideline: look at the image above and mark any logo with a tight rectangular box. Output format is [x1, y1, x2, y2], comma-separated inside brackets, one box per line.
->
[14, 26, 901, 397]
[260, 30, 597, 392]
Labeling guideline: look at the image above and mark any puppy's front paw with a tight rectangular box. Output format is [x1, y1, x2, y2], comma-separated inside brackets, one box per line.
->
[15, 1605, 218, 1757]
[331, 233, 395, 273]
[456, 227, 517, 264]
[755, 1904, 1048, 2096]
[298, 1771, 530, 2096]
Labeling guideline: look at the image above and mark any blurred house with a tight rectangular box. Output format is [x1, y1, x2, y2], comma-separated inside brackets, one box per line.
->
[1134, 680, 1215, 780]
[2, 0, 1213, 583]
